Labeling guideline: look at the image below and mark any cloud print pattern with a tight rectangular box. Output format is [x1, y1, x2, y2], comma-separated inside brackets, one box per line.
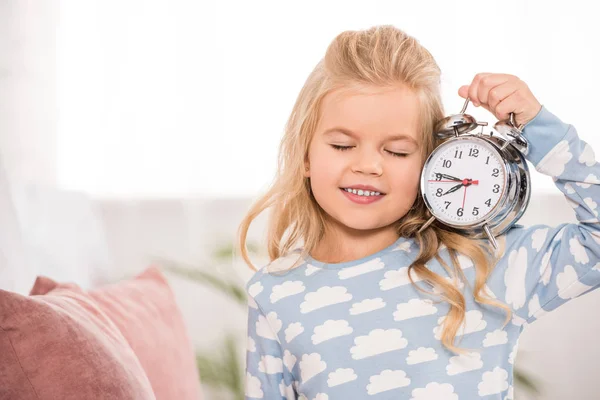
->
[244, 106, 600, 399]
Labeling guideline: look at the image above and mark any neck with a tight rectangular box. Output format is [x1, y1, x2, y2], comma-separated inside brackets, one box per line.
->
[310, 224, 400, 264]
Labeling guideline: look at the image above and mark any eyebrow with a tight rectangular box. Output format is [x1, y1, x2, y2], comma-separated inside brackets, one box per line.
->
[322, 127, 419, 145]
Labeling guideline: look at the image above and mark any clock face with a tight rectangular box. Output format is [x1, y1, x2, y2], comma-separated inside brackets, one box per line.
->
[421, 137, 507, 226]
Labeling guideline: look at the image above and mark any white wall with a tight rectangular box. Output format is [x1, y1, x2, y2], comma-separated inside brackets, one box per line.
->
[0, 1, 58, 186]
[52, 0, 600, 199]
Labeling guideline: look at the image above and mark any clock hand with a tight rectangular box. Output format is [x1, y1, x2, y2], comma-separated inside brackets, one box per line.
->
[441, 183, 464, 196]
[440, 174, 462, 181]
[437, 173, 462, 181]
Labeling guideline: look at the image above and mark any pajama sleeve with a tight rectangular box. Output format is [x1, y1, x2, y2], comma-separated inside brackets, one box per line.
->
[245, 292, 297, 400]
[487, 105, 600, 325]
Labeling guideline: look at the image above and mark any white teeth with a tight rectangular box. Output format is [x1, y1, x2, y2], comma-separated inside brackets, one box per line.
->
[343, 188, 381, 196]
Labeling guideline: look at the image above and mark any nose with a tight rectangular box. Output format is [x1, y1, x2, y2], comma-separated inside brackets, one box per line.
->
[351, 148, 383, 176]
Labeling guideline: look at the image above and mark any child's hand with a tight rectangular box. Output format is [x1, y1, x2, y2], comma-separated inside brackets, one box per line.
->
[458, 73, 542, 127]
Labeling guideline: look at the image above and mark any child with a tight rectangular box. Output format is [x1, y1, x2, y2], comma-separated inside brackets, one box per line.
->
[237, 25, 600, 399]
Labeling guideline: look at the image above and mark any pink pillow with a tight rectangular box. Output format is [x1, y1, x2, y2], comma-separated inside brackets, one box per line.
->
[29, 266, 203, 400]
[0, 276, 156, 399]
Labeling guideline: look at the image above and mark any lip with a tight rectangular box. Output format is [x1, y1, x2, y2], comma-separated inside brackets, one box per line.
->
[340, 188, 385, 205]
[340, 184, 385, 194]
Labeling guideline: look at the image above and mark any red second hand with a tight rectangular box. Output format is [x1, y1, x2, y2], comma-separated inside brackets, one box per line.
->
[462, 185, 467, 209]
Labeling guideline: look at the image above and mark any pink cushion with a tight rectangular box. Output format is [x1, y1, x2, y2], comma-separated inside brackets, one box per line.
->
[0, 276, 156, 399]
[29, 266, 203, 400]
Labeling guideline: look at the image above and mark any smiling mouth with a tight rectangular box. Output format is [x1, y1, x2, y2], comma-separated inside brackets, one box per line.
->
[340, 187, 386, 197]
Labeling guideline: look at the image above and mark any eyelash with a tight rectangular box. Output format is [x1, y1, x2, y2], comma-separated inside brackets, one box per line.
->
[330, 144, 409, 158]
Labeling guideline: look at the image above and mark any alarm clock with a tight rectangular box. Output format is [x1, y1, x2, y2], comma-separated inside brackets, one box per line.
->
[418, 98, 531, 249]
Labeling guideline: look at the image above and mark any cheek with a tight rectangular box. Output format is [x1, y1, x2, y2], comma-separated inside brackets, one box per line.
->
[309, 146, 344, 180]
[390, 161, 422, 191]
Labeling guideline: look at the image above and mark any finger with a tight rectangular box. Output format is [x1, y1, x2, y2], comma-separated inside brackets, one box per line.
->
[458, 85, 469, 99]
[494, 93, 525, 122]
[485, 82, 519, 114]
[468, 73, 492, 106]
[476, 75, 512, 107]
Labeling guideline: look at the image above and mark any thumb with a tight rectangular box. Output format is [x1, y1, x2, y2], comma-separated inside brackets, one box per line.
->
[458, 85, 470, 99]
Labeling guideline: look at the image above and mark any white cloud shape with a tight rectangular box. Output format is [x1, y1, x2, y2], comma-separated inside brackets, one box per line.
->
[446, 352, 483, 375]
[478, 367, 509, 396]
[271, 281, 306, 303]
[350, 298, 386, 315]
[299, 353, 327, 384]
[511, 314, 527, 328]
[579, 143, 596, 166]
[258, 355, 283, 374]
[393, 240, 412, 252]
[248, 282, 264, 298]
[434, 310, 487, 340]
[245, 372, 263, 398]
[483, 329, 508, 347]
[327, 368, 357, 387]
[406, 347, 438, 365]
[247, 295, 258, 309]
[300, 286, 353, 314]
[508, 344, 517, 365]
[305, 264, 321, 276]
[279, 380, 294, 399]
[536, 140, 571, 177]
[312, 320, 353, 345]
[531, 228, 548, 251]
[338, 258, 385, 280]
[256, 312, 282, 340]
[584, 197, 599, 217]
[433, 277, 464, 295]
[314, 394, 329, 400]
[393, 298, 438, 321]
[505, 384, 514, 400]
[380, 267, 424, 291]
[528, 294, 542, 318]
[483, 284, 497, 299]
[285, 322, 304, 343]
[570, 237, 590, 264]
[351, 328, 408, 360]
[247, 336, 256, 352]
[410, 382, 458, 400]
[457, 254, 474, 269]
[283, 349, 296, 373]
[267, 252, 304, 273]
[540, 248, 553, 286]
[557, 265, 593, 299]
[505, 247, 528, 309]
[564, 182, 576, 194]
[366, 370, 410, 395]
[575, 174, 600, 188]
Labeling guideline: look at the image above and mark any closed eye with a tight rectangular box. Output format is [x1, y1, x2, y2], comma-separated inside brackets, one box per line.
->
[330, 144, 354, 151]
[331, 145, 409, 157]
[386, 150, 409, 157]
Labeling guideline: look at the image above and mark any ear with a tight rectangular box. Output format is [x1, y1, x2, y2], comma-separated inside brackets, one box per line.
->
[304, 160, 310, 178]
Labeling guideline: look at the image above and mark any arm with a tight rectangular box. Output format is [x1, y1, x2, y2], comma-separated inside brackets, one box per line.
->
[245, 293, 296, 400]
[496, 106, 600, 324]
[459, 73, 600, 325]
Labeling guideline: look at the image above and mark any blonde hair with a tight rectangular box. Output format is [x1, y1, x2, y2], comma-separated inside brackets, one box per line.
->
[237, 25, 511, 354]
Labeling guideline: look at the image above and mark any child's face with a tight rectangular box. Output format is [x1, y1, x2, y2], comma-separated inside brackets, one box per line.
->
[306, 84, 423, 235]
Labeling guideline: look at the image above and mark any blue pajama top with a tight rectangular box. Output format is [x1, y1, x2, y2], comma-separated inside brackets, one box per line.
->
[244, 106, 600, 399]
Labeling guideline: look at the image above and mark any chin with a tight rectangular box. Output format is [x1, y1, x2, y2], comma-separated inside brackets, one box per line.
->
[334, 216, 395, 233]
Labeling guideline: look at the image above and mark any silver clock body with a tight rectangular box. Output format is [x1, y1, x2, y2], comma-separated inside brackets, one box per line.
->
[420, 133, 531, 240]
